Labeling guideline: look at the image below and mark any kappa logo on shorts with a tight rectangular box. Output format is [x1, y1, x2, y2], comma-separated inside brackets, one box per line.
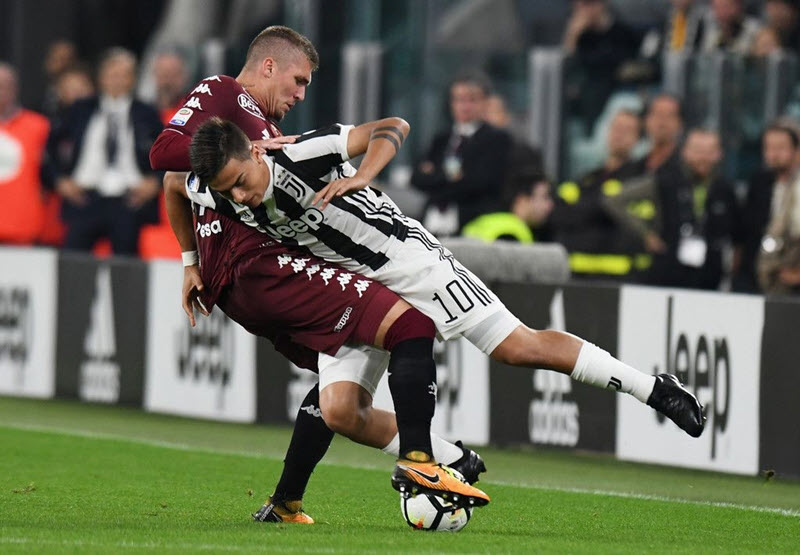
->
[306, 264, 321, 280]
[336, 273, 353, 290]
[354, 280, 371, 298]
[291, 258, 310, 273]
[320, 268, 337, 285]
[238, 93, 266, 120]
[334, 307, 353, 332]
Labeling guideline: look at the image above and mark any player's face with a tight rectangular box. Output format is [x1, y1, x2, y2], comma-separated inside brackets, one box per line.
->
[210, 148, 270, 208]
[268, 55, 313, 121]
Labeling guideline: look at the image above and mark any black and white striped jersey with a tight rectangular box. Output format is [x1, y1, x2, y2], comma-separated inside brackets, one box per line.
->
[185, 124, 409, 272]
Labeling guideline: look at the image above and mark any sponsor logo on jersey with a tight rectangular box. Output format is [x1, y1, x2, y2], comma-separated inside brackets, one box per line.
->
[80, 266, 120, 403]
[237, 93, 266, 120]
[196, 219, 222, 238]
[169, 107, 193, 126]
[265, 206, 325, 240]
[333, 306, 353, 332]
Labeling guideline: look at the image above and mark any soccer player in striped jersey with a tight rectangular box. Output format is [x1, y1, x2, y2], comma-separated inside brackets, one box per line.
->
[177, 116, 705, 443]
[152, 26, 488, 523]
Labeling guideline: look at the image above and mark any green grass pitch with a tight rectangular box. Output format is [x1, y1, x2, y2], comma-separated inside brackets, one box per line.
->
[1, 396, 799, 553]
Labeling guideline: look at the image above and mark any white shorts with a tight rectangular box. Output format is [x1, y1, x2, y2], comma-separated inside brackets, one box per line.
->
[318, 344, 390, 397]
[370, 220, 521, 354]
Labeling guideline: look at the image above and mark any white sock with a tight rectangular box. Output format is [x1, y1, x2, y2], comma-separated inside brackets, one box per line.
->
[571, 341, 656, 404]
[381, 432, 463, 465]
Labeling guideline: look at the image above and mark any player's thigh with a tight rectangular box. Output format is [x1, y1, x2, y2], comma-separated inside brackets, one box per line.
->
[318, 344, 390, 406]
[378, 224, 520, 351]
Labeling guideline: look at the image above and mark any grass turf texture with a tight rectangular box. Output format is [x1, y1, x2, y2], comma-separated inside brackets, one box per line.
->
[1, 397, 799, 553]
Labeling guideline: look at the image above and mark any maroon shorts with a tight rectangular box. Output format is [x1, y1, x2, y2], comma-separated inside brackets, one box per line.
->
[217, 249, 399, 356]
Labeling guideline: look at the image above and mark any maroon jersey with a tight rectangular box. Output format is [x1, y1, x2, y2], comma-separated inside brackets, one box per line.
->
[149, 75, 398, 367]
[151, 75, 285, 306]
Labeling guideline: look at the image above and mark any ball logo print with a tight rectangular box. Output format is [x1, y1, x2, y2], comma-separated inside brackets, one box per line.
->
[400, 493, 472, 532]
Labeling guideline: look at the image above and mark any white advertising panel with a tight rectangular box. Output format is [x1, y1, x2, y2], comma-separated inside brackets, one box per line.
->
[0, 247, 57, 398]
[617, 286, 763, 475]
[373, 337, 490, 446]
[145, 261, 256, 422]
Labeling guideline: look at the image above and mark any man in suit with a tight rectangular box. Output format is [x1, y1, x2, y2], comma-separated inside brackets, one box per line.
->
[53, 47, 163, 255]
[410, 72, 511, 237]
[736, 122, 800, 292]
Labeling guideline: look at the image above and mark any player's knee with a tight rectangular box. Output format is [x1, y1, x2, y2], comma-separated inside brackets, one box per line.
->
[320, 399, 365, 437]
[491, 326, 544, 366]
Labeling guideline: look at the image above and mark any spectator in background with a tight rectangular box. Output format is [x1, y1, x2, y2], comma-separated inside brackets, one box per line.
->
[0, 63, 50, 245]
[736, 123, 800, 292]
[462, 174, 554, 243]
[752, 26, 783, 57]
[641, 93, 683, 176]
[484, 93, 544, 201]
[757, 141, 800, 294]
[551, 109, 647, 280]
[41, 40, 79, 117]
[151, 49, 191, 125]
[39, 65, 95, 247]
[562, 0, 642, 130]
[410, 72, 510, 237]
[763, 0, 800, 55]
[51, 48, 163, 256]
[698, 0, 762, 54]
[605, 128, 741, 290]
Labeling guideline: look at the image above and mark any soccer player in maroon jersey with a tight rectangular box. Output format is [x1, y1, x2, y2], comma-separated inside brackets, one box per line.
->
[151, 26, 487, 523]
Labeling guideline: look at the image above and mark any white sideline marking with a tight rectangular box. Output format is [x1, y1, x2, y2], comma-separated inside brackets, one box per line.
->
[4, 422, 799, 520]
[0, 537, 339, 553]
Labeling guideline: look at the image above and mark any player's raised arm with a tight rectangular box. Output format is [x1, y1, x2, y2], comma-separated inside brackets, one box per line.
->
[312, 117, 409, 208]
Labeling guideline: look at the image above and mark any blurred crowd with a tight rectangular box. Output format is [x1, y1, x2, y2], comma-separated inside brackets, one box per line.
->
[0, 42, 190, 259]
[2, 0, 800, 296]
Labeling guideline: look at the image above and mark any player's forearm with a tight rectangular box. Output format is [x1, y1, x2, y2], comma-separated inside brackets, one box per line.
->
[163, 171, 197, 252]
[349, 117, 410, 183]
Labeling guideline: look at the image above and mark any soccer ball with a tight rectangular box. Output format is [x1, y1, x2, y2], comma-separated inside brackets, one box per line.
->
[400, 493, 472, 532]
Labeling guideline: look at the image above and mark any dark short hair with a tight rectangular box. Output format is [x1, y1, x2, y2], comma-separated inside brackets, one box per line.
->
[189, 117, 252, 186]
[764, 121, 800, 149]
[245, 25, 319, 71]
[450, 70, 493, 97]
[645, 92, 684, 121]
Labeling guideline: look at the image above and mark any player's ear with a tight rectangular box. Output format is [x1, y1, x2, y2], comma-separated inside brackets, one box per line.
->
[262, 57, 276, 78]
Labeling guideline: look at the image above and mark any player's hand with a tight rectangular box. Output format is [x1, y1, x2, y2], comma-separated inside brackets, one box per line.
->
[56, 178, 88, 206]
[312, 176, 368, 209]
[251, 135, 299, 155]
[182, 265, 209, 327]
